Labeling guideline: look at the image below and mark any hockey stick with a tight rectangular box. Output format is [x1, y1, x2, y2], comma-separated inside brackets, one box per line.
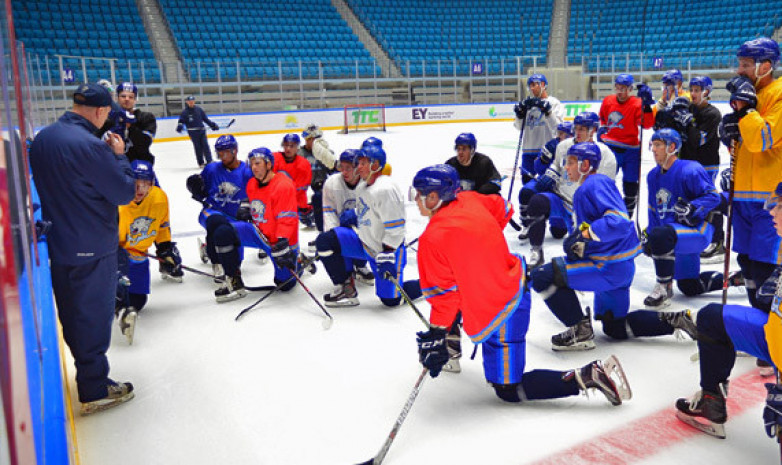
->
[219, 118, 236, 130]
[634, 86, 648, 238]
[721, 142, 737, 306]
[286, 266, 334, 329]
[506, 116, 526, 206]
[355, 367, 429, 465]
[385, 273, 429, 328]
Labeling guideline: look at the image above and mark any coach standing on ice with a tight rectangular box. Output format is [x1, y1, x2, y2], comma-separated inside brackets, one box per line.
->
[30, 83, 137, 415]
[177, 95, 219, 168]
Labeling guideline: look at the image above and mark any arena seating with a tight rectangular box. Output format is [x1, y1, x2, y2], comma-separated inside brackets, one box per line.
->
[11, 0, 159, 83]
[345, 0, 552, 76]
[160, 0, 379, 81]
[568, 0, 782, 71]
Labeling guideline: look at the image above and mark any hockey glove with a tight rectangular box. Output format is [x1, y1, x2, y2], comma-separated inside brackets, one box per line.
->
[535, 169, 558, 193]
[236, 201, 252, 222]
[339, 209, 358, 228]
[376, 251, 397, 280]
[298, 206, 315, 228]
[34, 219, 52, 241]
[157, 241, 183, 277]
[636, 83, 655, 108]
[718, 113, 741, 148]
[764, 383, 782, 440]
[540, 138, 559, 166]
[534, 98, 552, 116]
[596, 126, 608, 143]
[720, 168, 732, 192]
[186, 174, 207, 203]
[640, 229, 652, 256]
[271, 238, 297, 270]
[674, 198, 699, 227]
[671, 108, 694, 128]
[416, 327, 449, 378]
[513, 102, 527, 120]
[564, 231, 589, 261]
[123, 110, 137, 126]
[209, 123, 219, 131]
[176, 124, 184, 134]
[521, 96, 540, 111]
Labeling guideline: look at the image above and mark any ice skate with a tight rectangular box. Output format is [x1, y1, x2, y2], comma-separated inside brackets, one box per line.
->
[517, 224, 530, 243]
[80, 380, 135, 415]
[354, 264, 375, 285]
[299, 254, 317, 275]
[212, 263, 225, 284]
[307, 240, 317, 255]
[257, 250, 269, 265]
[118, 307, 137, 345]
[571, 355, 632, 406]
[443, 328, 462, 373]
[727, 270, 745, 287]
[215, 272, 248, 303]
[757, 358, 775, 378]
[551, 310, 595, 351]
[660, 309, 697, 340]
[160, 263, 184, 283]
[323, 277, 359, 307]
[700, 241, 725, 264]
[528, 247, 544, 269]
[644, 281, 673, 309]
[675, 389, 727, 438]
[197, 237, 208, 264]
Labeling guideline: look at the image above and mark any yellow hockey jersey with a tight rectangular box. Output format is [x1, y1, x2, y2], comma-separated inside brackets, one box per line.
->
[735, 77, 782, 200]
[764, 294, 782, 370]
[118, 186, 172, 258]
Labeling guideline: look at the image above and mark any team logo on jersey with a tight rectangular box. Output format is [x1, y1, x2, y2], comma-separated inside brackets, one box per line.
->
[655, 188, 674, 219]
[342, 198, 357, 211]
[356, 197, 370, 227]
[460, 179, 475, 191]
[606, 111, 625, 130]
[526, 108, 546, 128]
[251, 199, 267, 223]
[128, 216, 156, 246]
[214, 182, 241, 207]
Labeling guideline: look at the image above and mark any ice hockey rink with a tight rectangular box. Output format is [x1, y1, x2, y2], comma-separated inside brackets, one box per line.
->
[66, 119, 778, 465]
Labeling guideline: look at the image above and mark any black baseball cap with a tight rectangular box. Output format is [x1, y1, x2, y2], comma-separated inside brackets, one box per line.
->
[73, 83, 112, 107]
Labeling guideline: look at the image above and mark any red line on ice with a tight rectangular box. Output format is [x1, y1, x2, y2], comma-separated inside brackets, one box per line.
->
[531, 370, 767, 465]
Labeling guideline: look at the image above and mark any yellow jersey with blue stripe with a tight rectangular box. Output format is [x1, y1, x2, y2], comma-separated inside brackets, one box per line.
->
[118, 186, 172, 259]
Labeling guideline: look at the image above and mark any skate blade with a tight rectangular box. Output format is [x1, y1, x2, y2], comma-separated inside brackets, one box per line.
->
[759, 367, 776, 378]
[551, 340, 596, 352]
[700, 255, 724, 265]
[644, 300, 672, 310]
[442, 359, 461, 373]
[161, 273, 183, 283]
[123, 312, 137, 345]
[80, 391, 135, 416]
[323, 298, 359, 308]
[215, 290, 248, 303]
[603, 355, 632, 401]
[675, 410, 726, 438]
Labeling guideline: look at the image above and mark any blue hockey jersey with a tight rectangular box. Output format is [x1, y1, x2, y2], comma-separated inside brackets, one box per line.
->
[201, 161, 252, 218]
[646, 158, 719, 229]
[573, 174, 641, 264]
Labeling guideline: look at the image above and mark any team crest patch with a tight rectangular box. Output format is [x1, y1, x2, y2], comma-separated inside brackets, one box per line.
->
[251, 199, 267, 223]
[128, 216, 156, 246]
[215, 182, 240, 206]
[655, 188, 673, 220]
[357, 197, 370, 226]
[606, 111, 624, 130]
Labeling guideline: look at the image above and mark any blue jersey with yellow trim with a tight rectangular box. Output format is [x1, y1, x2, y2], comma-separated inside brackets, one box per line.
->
[573, 174, 640, 264]
[201, 161, 252, 218]
[646, 158, 719, 229]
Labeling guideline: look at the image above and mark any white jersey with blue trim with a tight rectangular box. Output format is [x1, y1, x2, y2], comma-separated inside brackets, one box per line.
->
[549, 138, 617, 204]
[355, 174, 406, 256]
[322, 172, 359, 231]
[514, 95, 564, 153]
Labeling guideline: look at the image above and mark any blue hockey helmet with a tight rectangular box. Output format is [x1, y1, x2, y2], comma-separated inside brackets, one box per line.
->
[737, 37, 780, 66]
[131, 160, 155, 181]
[651, 128, 682, 152]
[359, 145, 386, 169]
[282, 133, 301, 145]
[661, 69, 683, 85]
[527, 73, 548, 86]
[361, 137, 383, 149]
[615, 73, 634, 87]
[454, 132, 477, 149]
[567, 142, 602, 172]
[573, 111, 600, 129]
[764, 181, 782, 211]
[671, 96, 691, 111]
[215, 134, 238, 152]
[557, 121, 574, 136]
[413, 164, 460, 203]
[117, 82, 137, 96]
[247, 147, 274, 168]
[339, 148, 362, 166]
[689, 75, 713, 95]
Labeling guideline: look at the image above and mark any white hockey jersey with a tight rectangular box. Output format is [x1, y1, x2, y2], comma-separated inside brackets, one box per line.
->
[355, 175, 406, 256]
[513, 96, 565, 153]
[322, 172, 359, 231]
[547, 138, 617, 204]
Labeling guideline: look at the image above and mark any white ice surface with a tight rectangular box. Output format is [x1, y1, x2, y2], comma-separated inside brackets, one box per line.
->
[67, 121, 778, 465]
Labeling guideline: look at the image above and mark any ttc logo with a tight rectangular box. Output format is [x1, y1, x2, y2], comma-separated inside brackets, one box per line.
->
[350, 109, 380, 124]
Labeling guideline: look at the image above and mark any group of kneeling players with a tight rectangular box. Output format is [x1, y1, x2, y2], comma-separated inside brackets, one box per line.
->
[115, 36, 782, 444]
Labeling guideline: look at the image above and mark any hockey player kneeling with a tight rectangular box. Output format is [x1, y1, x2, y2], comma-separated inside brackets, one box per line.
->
[412, 163, 631, 405]
[117, 160, 183, 344]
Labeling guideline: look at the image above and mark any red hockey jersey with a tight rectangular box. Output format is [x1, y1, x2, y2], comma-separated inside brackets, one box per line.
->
[273, 152, 312, 209]
[246, 173, 299, 246]
[599, 95, 654, 148]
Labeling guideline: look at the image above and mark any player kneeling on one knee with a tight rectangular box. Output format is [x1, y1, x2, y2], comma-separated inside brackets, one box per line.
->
[642, 128, 721, 310]
[411, 163, 632, 406]
[316, 145, 420, 307]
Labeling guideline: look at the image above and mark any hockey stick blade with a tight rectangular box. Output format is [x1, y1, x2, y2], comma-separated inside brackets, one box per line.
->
[221, 118, 236, 129]
[675, 410, 726, 439]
